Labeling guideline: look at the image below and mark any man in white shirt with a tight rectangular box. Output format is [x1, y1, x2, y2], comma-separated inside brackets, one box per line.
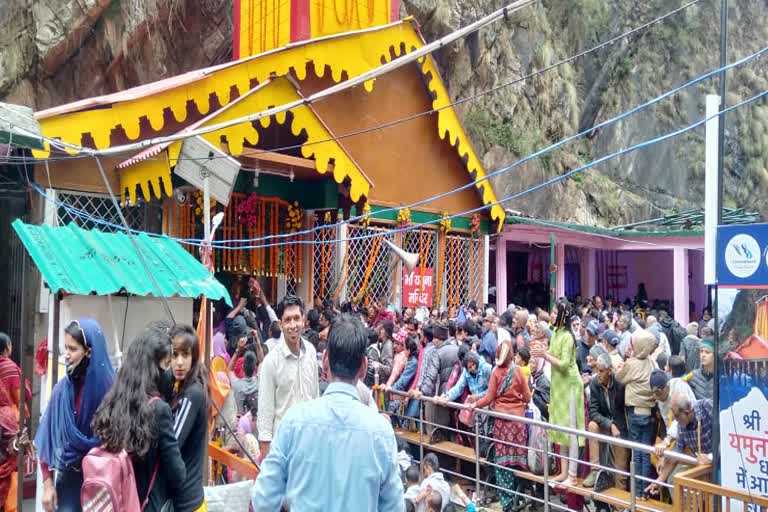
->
[257, 295, 319, 458]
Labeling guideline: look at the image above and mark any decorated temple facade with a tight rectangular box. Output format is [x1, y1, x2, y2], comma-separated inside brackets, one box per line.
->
[31, 4, 504, 310]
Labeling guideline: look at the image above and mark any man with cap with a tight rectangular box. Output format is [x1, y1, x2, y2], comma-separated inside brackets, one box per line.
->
[684, 337, 714, 400]
[599, 329, 623, 369]
[478, 314, 498, 365]
[584, 353, 628, 488]
[650, 368, 696, 457]
[577, 319, 601, 377]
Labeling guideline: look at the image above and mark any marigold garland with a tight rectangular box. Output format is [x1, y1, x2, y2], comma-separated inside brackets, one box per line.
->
[193, 191, 217, 218]
[332, 247, 350, 301]
[438, 212, 451, 234]
[354, 235, 383, 301]
[435, 232, 446, 306]
[286, 201, 303, 232]
[396, 207, 411, 228]
[470, 213, 481, 236]
[359, 202, 371, 228]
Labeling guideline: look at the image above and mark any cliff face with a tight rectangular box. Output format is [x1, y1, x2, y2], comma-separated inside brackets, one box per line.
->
[2, 0, 766, 225]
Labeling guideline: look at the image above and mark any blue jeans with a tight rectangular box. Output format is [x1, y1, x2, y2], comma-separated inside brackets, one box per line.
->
[56, 466, 84, 511]
[627, 410, 655, 498]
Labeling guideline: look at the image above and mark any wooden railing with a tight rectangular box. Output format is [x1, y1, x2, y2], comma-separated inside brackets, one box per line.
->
[208, 442, 259, 480]
[673, 465, 768, 512]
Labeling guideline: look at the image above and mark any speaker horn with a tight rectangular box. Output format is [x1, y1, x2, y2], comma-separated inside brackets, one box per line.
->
[383, 239, 420, 273]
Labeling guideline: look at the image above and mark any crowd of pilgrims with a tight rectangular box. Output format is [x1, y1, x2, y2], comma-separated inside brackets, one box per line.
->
[0, 275, 717, 512]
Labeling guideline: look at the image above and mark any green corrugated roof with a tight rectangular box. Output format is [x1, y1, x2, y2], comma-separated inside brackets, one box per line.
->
[12, 220, 231, 304]
[504, 215, 704, 238]
[0, 103, 44, 150]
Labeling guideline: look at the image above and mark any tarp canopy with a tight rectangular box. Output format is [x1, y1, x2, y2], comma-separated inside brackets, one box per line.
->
[12, 220, 231, 305]
[0, 102, 44, 150]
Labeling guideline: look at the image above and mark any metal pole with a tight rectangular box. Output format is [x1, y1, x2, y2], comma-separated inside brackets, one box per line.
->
[51, 293, 60, 387]
[92, 156, 176, 324]
[630, 458, 637, 512]
[543, 436, 550, 512]
[713, 0, 728, 491]
[474, 416, 481, 503]
[418, 400, 424, 475]
[203, 174, 211, 243]
[16, 256, 27, 512]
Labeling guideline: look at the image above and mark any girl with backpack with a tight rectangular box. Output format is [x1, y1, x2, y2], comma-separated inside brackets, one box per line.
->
[90, 323, 187, 512]
[168, 325, 208, 512]
[35, 319, 115, 512]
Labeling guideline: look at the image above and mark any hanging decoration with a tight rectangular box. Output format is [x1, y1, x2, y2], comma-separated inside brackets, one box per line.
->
[359, 202, 371, 228]
[237, 192, 259, 227]
[164, 192, 300, 281]
[470, 213, 481, 237]
[438, 212, 451, 234]
[396, 207, 411, 228]
[435, 231, 447, 307]
[286, 201, 303, 232]
[332, 248, 350, 301]
[354, 235, 384, 301]
[193, 191, 218, 218]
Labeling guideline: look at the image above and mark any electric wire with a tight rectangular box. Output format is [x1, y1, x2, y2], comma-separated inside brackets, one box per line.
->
[0, 0, 704, 168]
[200, 86, 768, 249]
[184, 42, 768, 245]
[24, 36, 766, 249]
[32, 86, 768, 251]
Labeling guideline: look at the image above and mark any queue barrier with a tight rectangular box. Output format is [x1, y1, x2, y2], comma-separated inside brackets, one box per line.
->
[385, 388, 695, 512]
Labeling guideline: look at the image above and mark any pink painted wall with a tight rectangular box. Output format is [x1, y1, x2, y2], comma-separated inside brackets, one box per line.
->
[614, 250, 675, 304]
[688, 250, 708, 320]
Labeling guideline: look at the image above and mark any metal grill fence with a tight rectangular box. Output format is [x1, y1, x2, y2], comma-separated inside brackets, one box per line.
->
[57, 191, 147, 232]
[443, 234, 483, 308]
[345, 224, 396, 304]
[311, 221, 339, 302]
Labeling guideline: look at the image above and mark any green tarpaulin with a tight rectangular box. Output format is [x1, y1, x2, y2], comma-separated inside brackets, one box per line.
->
[12, 220, 231, 305]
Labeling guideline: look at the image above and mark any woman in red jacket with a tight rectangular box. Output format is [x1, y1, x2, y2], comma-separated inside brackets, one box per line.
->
[470, 341, 531, 512]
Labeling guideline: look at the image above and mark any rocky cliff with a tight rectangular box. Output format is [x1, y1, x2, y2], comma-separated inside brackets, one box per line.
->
[2, 0, 766, 226]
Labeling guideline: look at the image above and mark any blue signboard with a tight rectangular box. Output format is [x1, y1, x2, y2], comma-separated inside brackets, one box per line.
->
[717, 223, 768, 287]
[716, 223, 768, 507]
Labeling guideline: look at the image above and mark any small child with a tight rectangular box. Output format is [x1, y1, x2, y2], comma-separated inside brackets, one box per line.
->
[426, 492, 443, 512]
[404, 464, 421, 502]
[516, 345, 531, 381]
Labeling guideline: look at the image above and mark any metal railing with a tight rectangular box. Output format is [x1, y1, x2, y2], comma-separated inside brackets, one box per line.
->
[386, 388, 698, 512]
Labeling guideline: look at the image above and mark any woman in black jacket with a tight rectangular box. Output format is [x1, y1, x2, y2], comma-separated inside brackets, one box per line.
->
[169, 324, 208, 512]
[91, 322, 186, 512]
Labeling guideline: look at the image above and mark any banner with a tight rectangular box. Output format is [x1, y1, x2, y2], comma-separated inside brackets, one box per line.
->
[717, 223, 768, 509]
[402, 269, 434, 307]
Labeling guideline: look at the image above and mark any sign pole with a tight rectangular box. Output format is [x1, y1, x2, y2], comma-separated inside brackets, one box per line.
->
[705, 93, 722, 485]
[712, 0, 728, 487]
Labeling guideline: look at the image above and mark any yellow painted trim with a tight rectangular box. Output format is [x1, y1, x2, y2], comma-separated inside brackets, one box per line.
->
[120, 78, 370, 205]
[36, 20, 504, 227]
[120, 150, 174, 205]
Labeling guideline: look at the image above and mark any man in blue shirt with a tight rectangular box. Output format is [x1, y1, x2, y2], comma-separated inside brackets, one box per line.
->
[251, 314, 404, 511]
